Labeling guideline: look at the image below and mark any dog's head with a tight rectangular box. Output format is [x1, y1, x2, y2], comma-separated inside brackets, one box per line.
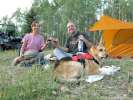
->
[90, 44, 108, 60]
[97, 44, 108, 59]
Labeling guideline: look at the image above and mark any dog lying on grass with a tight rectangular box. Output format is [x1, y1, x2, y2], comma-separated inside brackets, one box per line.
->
[53, 44, 108, 82]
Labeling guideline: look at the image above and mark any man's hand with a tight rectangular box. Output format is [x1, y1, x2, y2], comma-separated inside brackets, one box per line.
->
[78, 35, 86, 41]
[78, 35, 93, 49]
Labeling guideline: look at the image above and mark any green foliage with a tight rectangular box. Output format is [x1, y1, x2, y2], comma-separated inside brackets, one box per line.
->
[0, 16, 16, 36]
[21, 8, 38, 34]
[29, 0, 100, 45]
[104, 0, 133, 22]
[1, 0, 133, 42]
[0, 23, 16, 36]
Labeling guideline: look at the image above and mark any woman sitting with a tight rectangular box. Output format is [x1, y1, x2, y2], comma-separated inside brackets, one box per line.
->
[12, 21, 49, 66]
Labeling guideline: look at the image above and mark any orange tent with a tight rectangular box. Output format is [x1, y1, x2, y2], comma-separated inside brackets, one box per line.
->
[90, 16, 133, 58]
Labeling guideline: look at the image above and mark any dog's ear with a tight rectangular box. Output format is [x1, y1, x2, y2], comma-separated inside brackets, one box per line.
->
[90, 46, 97, 54]
[91, 46, 97, 50]
[98, 36, 104, 47]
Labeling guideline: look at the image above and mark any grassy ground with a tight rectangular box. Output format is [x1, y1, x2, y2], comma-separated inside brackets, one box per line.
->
[0, 50, 133, 100]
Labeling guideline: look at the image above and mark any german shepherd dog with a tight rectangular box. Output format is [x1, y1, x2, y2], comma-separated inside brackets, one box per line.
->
[53, 43, 108, 82]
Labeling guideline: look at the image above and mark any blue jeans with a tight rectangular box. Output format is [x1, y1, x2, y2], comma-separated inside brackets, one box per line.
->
[53, 48, 72, 60]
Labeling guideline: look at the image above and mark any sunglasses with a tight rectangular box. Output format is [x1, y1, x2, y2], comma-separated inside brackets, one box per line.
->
[53, 40, 57, 43]
[47, 39, 52, 41]
[47, 39, 57, 43]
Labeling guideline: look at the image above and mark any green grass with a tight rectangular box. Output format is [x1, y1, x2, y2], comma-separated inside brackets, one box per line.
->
[0, 50, 133, 100]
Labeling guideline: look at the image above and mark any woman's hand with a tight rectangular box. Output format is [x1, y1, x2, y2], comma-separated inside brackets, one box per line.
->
[51, 38, 60, 48]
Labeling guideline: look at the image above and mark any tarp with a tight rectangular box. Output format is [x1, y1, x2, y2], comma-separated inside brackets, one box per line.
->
[90, 16, 133, 58]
